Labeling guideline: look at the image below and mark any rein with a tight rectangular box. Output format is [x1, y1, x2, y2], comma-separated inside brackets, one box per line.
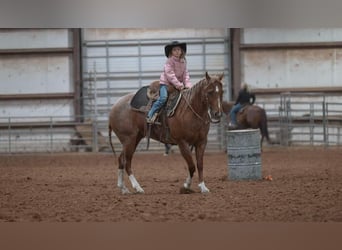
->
[181, 82, 210, 125]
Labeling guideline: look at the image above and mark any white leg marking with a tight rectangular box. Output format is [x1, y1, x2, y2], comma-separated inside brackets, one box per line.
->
[117, 169, 130, 194]
[117, 169, 124, 187]
[129, 175, 144, 193]
[198, 181, 210, 193]
[183, 176, 192, 189]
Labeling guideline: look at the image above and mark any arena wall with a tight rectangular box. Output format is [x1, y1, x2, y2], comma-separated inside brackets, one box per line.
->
[1, 28, 342, 152]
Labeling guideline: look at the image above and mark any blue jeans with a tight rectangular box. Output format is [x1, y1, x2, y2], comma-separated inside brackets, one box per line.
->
[229, 103, 242, 124]
[147, 85, 168, 118]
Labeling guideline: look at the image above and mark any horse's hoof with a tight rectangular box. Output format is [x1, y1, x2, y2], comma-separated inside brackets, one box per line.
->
[121, 188, 131, 195]
[134, 187, 145, 194]
[201, 189, 210, 193]
[183, 180, 192, 189]
[198, 182, 210, 193]
[179, 187, 195, 194]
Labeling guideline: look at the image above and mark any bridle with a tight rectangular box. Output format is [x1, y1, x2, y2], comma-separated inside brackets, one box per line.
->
[182, 94, 210, 124]
[181, 81, 222, 124]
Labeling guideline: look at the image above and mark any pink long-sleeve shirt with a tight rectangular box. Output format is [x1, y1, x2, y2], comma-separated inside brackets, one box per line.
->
[159, 56, 192, 89]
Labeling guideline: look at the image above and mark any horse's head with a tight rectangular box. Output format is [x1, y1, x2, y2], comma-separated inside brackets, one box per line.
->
[204, 72, 224, 123]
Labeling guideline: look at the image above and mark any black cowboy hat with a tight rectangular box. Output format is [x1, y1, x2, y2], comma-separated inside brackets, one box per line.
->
[164, 41, 187, 57]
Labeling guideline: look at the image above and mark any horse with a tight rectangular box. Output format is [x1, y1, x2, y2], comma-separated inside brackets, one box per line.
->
[108, 72, 224, 194]
[222, 101, 272, 146]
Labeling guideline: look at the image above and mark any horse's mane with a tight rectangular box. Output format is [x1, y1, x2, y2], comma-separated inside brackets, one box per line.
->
[175, 77, 210, 116]
[182, 78, 208, 102]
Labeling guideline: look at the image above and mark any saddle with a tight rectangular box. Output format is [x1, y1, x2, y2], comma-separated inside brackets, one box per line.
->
[130, 81, 182, 118]
[238, 104, 250, 114]
[130, 81, 182, 146]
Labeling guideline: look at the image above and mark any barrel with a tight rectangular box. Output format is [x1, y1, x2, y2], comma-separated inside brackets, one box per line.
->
[226, 129, 262, 180]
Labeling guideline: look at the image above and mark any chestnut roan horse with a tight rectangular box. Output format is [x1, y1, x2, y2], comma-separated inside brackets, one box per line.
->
[222, 101, 271, 145]
[108, 72, 224, 194]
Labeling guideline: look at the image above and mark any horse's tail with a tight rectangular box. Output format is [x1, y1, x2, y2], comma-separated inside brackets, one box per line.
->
[108, 124, 116, 157]
[260, 109, 272, 144]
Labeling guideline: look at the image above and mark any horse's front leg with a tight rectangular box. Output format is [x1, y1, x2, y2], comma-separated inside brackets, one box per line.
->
[195, 143, 210, 193]
[178, 142, 196, 190]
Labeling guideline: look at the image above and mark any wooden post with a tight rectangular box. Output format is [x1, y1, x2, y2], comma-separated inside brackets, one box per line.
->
[230, 28, 241, 100]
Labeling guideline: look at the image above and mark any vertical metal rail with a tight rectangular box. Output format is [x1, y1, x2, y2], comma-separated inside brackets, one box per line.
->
[279, 94, 284, 145]
[50, 116, 53, 153]
[105, 41, 111, 113]
[138, 41, 142, 87]
[322, 95, 327, 147]
[286, 93, 292, 146]
[92, 62, 98, 152]
[8, 117, 11, 153]
[281, 93, 292, 146]
[309, 102, 314, 145]
[202, 38, 206, 73]
[279, 92, 290, 146]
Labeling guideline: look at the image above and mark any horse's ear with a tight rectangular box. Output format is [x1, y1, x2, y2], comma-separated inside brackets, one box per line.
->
[205, 72, 210, 81]
[218, 73, 224, 81]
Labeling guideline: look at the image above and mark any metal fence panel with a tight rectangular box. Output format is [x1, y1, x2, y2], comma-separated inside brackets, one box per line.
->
[279, 92, 342, 146]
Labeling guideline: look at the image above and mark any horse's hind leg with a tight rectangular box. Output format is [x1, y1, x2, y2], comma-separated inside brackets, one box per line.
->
[116, 137, 144, 194]
[123, 141, 145, 194]
[117, 153, 131, 194]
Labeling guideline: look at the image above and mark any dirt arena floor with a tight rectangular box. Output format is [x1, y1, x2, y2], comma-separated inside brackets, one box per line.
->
[0, 146, 341, 222]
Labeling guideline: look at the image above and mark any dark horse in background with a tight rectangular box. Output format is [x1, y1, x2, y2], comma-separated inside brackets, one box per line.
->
[222, 101, 272, 146]
[108, 72, 224, 194]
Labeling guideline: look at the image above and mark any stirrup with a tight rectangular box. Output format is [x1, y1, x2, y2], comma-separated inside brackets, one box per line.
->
[146, 117, 153, 124]
[146, 113, 158, 124]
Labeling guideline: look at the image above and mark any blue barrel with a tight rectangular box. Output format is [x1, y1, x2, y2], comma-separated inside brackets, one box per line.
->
[227, 129, 262, 180]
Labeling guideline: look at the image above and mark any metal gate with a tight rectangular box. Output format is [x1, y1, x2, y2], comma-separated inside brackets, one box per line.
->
[279, 92, 342, 146]
[81, 36, 230, 152]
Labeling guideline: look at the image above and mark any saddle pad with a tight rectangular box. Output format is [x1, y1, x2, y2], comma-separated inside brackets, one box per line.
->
[130, 86, 149, 110]
[130, 85, 182, 116]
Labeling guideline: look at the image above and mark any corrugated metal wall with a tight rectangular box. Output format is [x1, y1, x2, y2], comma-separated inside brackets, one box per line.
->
[239, 28, 342, 145]
[0, 29, 75, 119]
[242, 28, 342, 89]
[0, 29, 81, 152]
